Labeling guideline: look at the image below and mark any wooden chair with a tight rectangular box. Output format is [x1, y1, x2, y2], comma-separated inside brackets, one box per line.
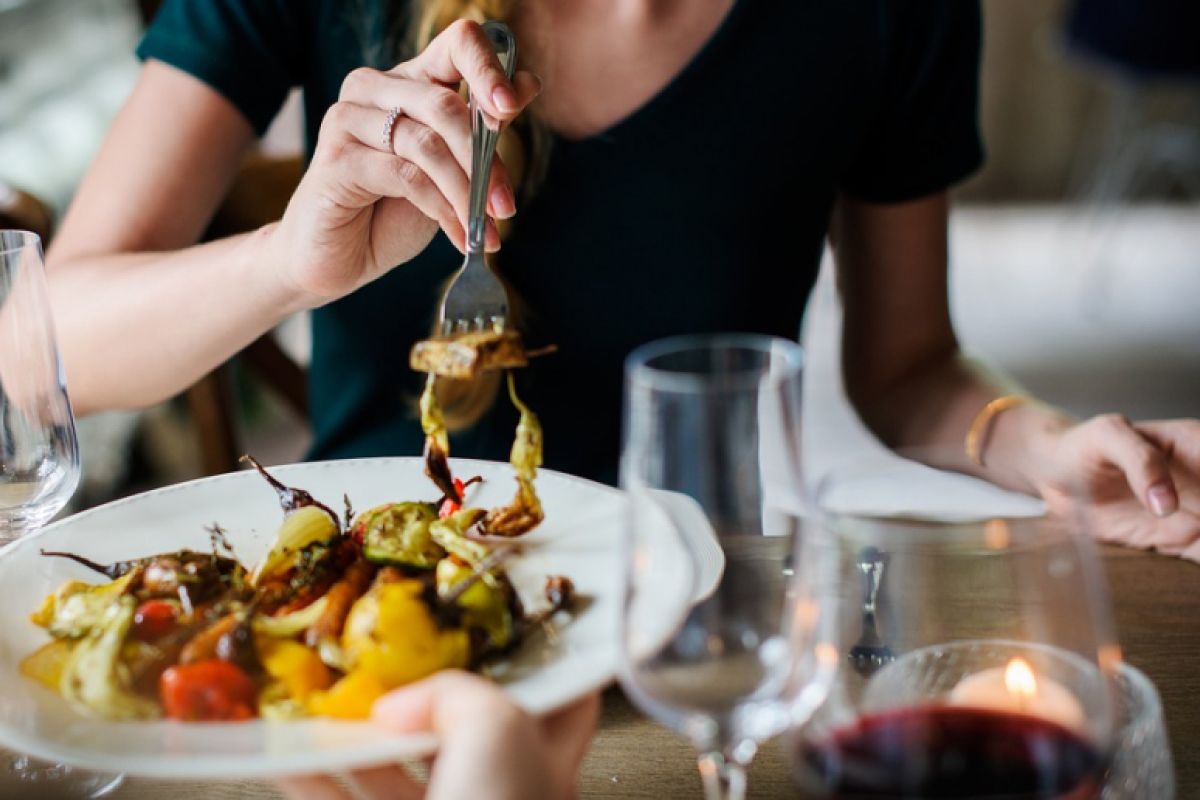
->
[0, 182, 54, 243]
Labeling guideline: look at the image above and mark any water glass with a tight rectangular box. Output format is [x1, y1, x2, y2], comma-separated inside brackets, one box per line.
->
[619, 334, 836, 800]
[0, 230, 120, 797]
[0, 230, 79, 540]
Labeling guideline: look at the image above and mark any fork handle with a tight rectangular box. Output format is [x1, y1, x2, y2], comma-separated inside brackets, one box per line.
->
[466, 22, 518, 255]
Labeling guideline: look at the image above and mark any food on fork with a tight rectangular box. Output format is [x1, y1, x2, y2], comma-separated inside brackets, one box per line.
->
[409, 328, 528, 380]
[22, 455, 572, 722]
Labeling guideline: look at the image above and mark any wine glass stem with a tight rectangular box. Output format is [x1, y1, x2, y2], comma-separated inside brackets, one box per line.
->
[697, 751, 747, 800]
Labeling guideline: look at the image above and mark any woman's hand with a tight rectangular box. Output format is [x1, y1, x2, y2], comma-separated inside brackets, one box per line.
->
[278, 671, 600, 800]
[268, 20, 541, 306]
[1037, 416, 1200, 560]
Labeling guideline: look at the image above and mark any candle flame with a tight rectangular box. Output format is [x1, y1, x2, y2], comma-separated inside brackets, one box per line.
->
[1004, 657, 1038, 699]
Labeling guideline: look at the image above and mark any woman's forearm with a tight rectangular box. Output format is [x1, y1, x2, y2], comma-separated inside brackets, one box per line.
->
[849, 352, 1073, 496]
[46, 223, 305, 415]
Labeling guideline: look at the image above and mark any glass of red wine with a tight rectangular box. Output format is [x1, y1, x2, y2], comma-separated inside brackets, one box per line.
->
[788, 515, 1121, 800]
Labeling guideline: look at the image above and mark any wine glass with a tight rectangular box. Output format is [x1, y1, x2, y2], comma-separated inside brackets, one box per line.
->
[618, 334, 838, 800]
[0, 229, 121, 797]
[788, 513, 1122, 799]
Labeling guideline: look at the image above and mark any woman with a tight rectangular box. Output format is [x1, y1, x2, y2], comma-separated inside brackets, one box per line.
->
[49, 1, 1199, 539]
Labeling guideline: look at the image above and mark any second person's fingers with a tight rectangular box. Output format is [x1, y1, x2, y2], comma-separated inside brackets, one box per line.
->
[539, 692, 601, 784]
[277, 775, 353, 800]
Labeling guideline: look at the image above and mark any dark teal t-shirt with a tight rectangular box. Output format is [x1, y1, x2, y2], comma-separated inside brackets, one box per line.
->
[138, 0, 983, 485]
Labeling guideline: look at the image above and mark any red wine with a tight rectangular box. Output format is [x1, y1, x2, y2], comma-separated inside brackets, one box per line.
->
[794, 705, 1107, 799]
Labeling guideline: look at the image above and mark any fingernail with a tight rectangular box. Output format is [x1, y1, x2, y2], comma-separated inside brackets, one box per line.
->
[492, 84, 518, 114]
[1148, 482, 1177, 518]
[490, 185, 515, 219]
[485, 221, 501, 252]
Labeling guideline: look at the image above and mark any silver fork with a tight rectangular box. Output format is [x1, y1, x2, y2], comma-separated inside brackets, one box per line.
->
[848, 546, 895, 676]
[437, 21, 518, 336]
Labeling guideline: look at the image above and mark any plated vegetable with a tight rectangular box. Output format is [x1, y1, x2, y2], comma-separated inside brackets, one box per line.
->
[23, 433, 571, 722]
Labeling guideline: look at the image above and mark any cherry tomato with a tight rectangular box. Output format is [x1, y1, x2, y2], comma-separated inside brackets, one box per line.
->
[132, 599, 178, 642]
[159, 660, 258, 721]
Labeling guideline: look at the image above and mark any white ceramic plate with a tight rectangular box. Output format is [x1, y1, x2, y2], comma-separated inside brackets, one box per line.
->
[0, 457, 644, 779]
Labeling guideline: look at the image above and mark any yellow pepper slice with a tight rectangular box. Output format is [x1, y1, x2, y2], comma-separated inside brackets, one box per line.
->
[258, 638, 334, 701]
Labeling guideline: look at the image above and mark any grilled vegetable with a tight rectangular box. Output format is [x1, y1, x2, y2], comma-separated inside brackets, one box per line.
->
[419, 374, 459, 503]
[131, 599, 179, 642]
[352, 502, 443, 568]
[30, 574, 134, 639]
[160, 659, 257, 721]
[482, 373, 544, 536]
[20, 639, 75, 691]
[429, 508, 494, 579]
[304, 558, 374, 648]
[340, 579, 469, 689]
[253, 596, 329, 638]
[409, 328, 528, 380]
[250, 505, 341, 587]
[242, 455, 339, 526]
[258, 639, 333, 701]
[306, 669, 387, 720]
[60, 597, 160, 720]
[436, 558, 512, 651]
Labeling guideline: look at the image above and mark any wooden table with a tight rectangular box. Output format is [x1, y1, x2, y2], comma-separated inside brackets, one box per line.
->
[5, 545, 1195, 799]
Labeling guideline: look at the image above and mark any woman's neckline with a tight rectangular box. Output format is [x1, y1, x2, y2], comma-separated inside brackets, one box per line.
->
[549, 0, 748, 145]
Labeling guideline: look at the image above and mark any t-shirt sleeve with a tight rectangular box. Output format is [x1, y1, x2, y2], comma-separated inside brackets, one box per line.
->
[136, 0, 303, 136]
[840, 0, 985, 203]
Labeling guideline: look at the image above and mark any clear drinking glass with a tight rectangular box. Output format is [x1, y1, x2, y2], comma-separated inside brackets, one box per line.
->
[787, 514, 1122, 799]
[0, 230, 79, 536]
[619, 334, 837, 800]
[0, 230, 121, 797]
[1102, 662, 1174, 799]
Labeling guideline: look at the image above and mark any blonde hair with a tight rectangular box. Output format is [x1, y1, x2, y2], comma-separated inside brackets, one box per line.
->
[407, 0, 550, 431]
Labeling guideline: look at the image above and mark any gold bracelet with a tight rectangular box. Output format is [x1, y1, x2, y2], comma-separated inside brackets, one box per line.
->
[965, 394, 1030, 467]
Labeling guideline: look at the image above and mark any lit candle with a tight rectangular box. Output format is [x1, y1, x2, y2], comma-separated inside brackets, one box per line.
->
[948, 657, 1086, 732]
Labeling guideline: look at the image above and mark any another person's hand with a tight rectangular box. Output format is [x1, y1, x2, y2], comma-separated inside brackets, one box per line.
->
[268, 20, 540, 306]
[279, 671, 600, 800]
[1038, 416, 1200, 560]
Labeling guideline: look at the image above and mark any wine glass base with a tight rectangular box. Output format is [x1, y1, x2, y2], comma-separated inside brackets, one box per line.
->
[2, 752, 124, 798]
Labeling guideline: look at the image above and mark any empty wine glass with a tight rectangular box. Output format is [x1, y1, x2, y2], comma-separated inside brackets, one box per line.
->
[0, 230, 79, 537]
[788, 513, 1122, 800]
[619, 334, 837, 800]
[0, 229, 121, 797]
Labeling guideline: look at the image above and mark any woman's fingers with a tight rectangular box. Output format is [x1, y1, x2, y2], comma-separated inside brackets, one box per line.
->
[1091, 414, 1179, 518]
[339, 73, 473, 181]
[402, 20, 522, 119]
[326, 102, 469, 231]
[315, 136, 501, 253]
[1150, 509, 1200, 555]
[335, 72, 533, 222]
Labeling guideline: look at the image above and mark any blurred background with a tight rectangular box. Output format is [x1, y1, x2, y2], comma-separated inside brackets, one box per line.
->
[0, 0, 1197, 509]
